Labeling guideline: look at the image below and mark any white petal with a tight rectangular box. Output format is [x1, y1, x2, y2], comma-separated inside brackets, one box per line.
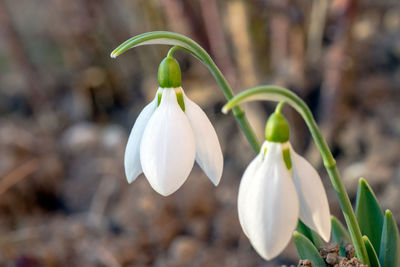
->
[291, 147, 331, 242]
[182, 90, 223, 185]
[124, 89, 160, 183]
[238, 153, 263, 237]
[238, 141, 299, 260]
[140, 88, 196, 196]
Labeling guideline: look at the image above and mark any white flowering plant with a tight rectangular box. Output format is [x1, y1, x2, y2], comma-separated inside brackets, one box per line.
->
[111, 31, 399, 266]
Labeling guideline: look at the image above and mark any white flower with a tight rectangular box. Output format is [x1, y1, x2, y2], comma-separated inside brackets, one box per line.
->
[238, 140, 331, 260]
[124, 87, 223, 196]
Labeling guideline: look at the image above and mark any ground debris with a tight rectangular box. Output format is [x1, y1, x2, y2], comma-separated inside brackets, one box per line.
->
[319, 242, 340, 265]
[338, 257, 367, 267]
[298, 259, 314, 267]
[299, 242, 367, 267]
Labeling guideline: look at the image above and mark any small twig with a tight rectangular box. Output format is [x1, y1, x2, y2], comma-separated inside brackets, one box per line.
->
[95, 244, 121, 267]
[88, 175, 118, 226]
[0, 227, 40, 247]
[0, 159, 39, 196]
[80, 240, 121, 267]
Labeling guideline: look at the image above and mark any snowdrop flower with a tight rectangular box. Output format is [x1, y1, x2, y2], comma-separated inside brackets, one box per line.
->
[238, 110, 331, 260]
[124, 56, 223, 196]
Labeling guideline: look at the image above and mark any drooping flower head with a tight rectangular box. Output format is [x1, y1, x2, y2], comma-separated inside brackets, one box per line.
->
[124, 55, 223, 196]
[238, 106, 331, 260]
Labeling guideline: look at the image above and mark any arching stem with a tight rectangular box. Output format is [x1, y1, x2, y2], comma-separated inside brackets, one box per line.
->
[167, 46, 181, 57]
[275, 101, 285, 114]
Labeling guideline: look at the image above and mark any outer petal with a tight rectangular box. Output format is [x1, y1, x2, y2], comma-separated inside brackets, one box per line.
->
[291, 146, 331, 242]
[238, 141, 299, 260]
[182, 89, 223, 185]
[238, 147, 264, 237]
[124, 89, 160, 183]
[140, 88, 196, 196]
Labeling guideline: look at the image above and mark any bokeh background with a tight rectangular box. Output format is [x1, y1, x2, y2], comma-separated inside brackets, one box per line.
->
[0, 0, 399, 266]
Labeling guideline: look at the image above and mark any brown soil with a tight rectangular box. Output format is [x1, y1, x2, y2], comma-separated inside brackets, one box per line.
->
[298, 242, 367, 267]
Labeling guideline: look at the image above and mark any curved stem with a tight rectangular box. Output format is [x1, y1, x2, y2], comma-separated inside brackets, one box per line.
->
[222, 86, 370, 266]
[111, 32, 260, 152]
[275, 101, 285, 114]
[167, 46, 181, 57]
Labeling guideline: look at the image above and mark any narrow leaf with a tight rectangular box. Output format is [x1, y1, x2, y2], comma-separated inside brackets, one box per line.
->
[293, 231, 327, 267]
[331, 215, 351, 257]
[355, 178, 384, 252]
[297, 219, 324, 248]
[379, 210, 400, 267]
[363, 235, 381, 267]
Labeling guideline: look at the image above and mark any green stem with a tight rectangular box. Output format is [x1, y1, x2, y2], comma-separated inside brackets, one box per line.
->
[167, 46, 181, 57]
[275, 101, 285, 114]
[111, 32, 260, 153]
[222, 86, 370, 266]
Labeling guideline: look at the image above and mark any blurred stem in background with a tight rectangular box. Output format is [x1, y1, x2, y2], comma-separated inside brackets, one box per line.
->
[307, 0, 329, 64]
[199, 0, 237, 86]
[0, 0, 44, 111]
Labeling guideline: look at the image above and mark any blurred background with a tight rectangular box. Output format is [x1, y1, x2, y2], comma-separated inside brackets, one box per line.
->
[0, 0, 399, 266]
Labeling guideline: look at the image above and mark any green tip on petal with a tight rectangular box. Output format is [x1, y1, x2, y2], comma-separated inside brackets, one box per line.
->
[282, 147, 292, 170]
[265, 112, 290, 143]
[175, 89, 185, 112]
[158, 56, 181, 88]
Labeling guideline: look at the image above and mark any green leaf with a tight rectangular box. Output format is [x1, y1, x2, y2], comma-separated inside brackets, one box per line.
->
[293, 231, 327, 267]
[331, 215, 351, 257]
[296, 220, 324, 248]
[379, 210, 400, 267]
[363, 235, 381, 267]
[355, 178, 384, 252]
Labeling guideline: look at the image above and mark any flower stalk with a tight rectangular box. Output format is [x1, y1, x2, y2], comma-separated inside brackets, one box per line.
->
[222, 86, 370, 266]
